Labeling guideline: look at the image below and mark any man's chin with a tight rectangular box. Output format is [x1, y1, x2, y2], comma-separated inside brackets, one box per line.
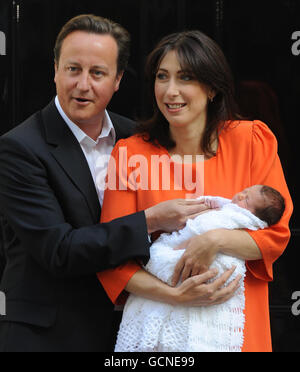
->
[70, 114, 104, 129]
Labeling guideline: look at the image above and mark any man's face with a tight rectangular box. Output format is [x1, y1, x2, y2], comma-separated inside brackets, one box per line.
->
[54, 31, 123, 130]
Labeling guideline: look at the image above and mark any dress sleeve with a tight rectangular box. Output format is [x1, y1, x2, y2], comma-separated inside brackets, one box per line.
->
[97, 139, 143, 304]
[246, 121, 293, 281]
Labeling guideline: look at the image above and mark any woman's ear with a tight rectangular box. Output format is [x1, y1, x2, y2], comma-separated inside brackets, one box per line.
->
[208, 90, 216, 102]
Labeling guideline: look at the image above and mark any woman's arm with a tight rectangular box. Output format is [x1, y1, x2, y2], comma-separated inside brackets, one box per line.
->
[98, 139, 210, 304]
[172, 229, 261, 286]
[98, 138, 239, 305]
[126, 266, 242, 308]
[216, 229, 262, 260]
[172, 121, 293, 286]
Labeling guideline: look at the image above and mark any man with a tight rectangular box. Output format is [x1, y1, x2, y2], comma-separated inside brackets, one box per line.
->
[0, 15, 237, 352]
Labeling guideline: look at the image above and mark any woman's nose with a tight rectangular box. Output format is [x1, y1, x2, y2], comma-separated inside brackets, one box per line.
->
[166, 79, 180, 97]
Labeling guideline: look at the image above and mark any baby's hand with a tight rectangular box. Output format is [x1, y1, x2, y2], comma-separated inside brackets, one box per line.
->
[204, 198, 220, 209]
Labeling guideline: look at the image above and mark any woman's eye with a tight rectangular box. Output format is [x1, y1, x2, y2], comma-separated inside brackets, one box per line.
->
[156, 72, 167, 80]
[180, 74, 193, 81]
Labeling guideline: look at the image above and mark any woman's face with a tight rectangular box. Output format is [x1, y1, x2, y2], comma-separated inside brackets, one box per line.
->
[154, 50, 212, 131]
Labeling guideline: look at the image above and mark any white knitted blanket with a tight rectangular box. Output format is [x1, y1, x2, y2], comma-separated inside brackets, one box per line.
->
[115, 197, 268, 352]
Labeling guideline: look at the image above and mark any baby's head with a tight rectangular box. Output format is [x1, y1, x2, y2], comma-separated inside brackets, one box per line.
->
[232, 185, 285, 226]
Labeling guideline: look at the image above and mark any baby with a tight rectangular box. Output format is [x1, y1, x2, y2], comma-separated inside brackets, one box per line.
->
[115, 185, 285, 353]
[205, 185, 285, 227]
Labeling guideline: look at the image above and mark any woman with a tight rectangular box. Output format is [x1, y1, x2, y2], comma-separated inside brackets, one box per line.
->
[98, 31, 293, 352]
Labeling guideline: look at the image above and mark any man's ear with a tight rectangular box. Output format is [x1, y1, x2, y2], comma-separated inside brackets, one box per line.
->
[114, 71, 124, 92]
[54, 61, 58, 84]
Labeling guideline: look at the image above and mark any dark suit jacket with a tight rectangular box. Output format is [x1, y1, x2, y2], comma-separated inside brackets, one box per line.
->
[0, 217, 5, 281]
[0, 100, 150, 352]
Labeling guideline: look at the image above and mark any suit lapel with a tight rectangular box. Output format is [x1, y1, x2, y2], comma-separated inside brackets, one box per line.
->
[40, 101, 101, 223]
[109, 111, 134, 143]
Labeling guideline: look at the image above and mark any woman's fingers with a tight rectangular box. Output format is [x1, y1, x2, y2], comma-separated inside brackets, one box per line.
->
[210, 266, 237, 292]
[208, 269, 242, 304]
[179, 268, 219, 291]
[172, 255, 185, 286]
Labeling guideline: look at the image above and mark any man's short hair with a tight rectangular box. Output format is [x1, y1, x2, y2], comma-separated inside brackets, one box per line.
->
[54, 14, 131, 75]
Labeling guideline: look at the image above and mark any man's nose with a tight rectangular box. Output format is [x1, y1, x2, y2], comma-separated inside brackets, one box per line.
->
[76, 72, 90, 91]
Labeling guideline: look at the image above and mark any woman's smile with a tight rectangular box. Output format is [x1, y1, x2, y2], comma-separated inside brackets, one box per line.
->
[165, 103, 187, 113]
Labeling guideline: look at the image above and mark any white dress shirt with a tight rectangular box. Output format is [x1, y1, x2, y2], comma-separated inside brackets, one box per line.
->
[55, 96, 116, 206]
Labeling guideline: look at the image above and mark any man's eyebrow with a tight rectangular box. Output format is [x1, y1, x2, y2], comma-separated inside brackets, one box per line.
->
[66, 61, 109, 71]
[66, 61, 81, 66]
[92, 65, 109, 71]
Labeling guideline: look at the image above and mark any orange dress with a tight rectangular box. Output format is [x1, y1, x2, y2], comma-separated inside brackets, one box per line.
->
[98, 120, 293, 352]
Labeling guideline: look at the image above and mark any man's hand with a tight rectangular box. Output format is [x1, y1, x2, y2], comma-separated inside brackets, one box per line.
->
[172, 231, 219, 286]
[172, 267, 242, 307]
[144, 199, 209, 234]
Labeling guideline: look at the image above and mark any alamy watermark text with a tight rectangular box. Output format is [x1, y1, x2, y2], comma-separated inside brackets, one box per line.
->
[98, 148, 205, 198]
[292, 291, 300, 316]
[291, 31, 300, 56]
[0, 291, 6, 316]
[0, 31, 6, 56]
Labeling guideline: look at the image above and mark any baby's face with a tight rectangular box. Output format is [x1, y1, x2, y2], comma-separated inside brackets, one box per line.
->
[232, 185, 267, 214]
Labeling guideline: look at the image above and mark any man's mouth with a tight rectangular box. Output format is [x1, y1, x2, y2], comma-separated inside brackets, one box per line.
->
[74, 97, 92, 104]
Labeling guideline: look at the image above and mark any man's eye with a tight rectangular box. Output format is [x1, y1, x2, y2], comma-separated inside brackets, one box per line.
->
[68, 67, 79, 73]
[93, 70, 104, 77]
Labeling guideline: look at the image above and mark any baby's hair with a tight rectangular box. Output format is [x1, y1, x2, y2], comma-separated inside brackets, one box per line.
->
[255, 186, 286, 226]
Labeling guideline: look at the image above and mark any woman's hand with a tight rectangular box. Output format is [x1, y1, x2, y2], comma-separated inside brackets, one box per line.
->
[172, 267, 242, 307]
[125, 267, 241, 308]
[172, 231, 219, 286]
[172, 229, 262, 286]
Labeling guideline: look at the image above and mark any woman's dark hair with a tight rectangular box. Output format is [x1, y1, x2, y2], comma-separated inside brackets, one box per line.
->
[138, 30, 241, 157]
[54, 14, 130, 76]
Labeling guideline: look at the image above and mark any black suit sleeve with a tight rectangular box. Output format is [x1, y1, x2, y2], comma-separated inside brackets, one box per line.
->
[0, 217, 5, 280]
[0, 136, 150, 278]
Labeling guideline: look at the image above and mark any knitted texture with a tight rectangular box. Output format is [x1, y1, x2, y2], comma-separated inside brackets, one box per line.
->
[115, 198, 267, 352]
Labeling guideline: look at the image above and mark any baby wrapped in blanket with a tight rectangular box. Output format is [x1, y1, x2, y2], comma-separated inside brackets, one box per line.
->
[115, 185, 285, 352]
